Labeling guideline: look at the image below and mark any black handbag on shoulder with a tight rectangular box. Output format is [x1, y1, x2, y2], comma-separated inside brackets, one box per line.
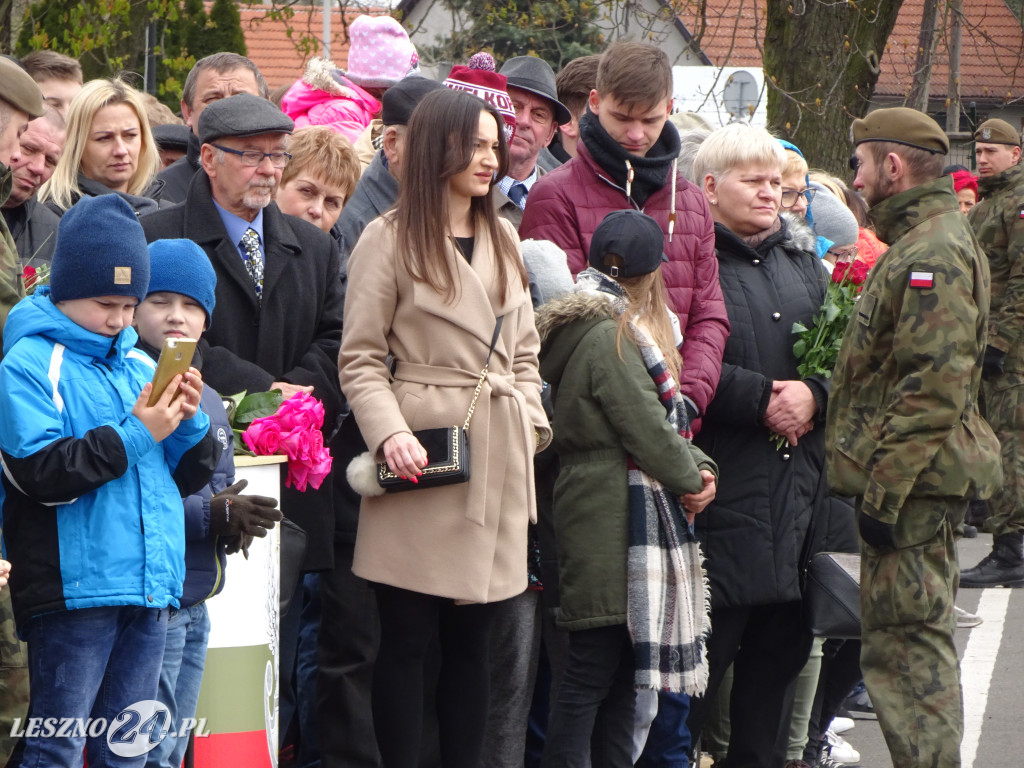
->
[377, 317, 504, 493]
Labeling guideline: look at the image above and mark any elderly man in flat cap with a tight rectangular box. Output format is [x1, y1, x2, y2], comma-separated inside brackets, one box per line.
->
[826, 107, 1001, 768]
[959, 118, 1024, 588]
[141, 93, 345, 749]
[0, 56, 43, 766]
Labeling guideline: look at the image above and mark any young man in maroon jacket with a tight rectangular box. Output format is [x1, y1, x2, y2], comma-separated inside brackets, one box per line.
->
[520, 42, 728, 426]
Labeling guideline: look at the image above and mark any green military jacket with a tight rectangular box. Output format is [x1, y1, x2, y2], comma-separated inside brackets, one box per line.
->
[0, 163, 26, 356]
[969, 161, 1024, 371]
[826, 176, 1001, 526]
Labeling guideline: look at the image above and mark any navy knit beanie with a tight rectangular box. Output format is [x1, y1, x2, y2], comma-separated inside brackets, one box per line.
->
[146, 239, 217, 325]
[49, 195, 150, 303]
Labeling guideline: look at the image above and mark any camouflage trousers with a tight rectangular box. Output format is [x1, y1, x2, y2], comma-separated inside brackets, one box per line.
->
[0, 583, 29, 765]
[859, 496, 966, 768]
[980, 374, 1024, 537]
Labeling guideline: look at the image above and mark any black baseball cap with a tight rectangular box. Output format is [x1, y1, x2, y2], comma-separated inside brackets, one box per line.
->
[589, 210, 668, 279]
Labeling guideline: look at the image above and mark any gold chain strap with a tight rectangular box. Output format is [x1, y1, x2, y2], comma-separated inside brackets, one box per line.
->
[461, 316, 503, 432]
[463, 364, 489, 431]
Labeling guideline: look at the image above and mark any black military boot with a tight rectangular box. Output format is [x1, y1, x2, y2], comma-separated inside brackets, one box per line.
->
[960, 533, 1024, 588]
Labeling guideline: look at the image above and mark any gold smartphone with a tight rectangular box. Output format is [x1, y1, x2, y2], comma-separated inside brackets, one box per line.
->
[148, 338, 197, 406]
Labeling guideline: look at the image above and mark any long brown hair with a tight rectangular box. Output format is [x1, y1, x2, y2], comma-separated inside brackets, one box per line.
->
[394, 88, 526, 303]
[615, 269, 683, 384]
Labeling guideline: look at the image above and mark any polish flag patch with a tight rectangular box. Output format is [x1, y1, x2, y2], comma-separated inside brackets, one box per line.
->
[909, 271, 934, 288]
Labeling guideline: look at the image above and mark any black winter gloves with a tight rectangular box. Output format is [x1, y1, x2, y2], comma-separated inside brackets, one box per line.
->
[210, 479, 282, 541]
[983, 346, 1006, 380]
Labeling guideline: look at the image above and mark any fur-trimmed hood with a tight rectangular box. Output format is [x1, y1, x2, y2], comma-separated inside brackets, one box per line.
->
[536, 291, 616, 344]
[302, 56, 354, 97]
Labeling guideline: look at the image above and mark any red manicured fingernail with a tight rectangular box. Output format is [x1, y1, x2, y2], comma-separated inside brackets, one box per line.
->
[411, 476, 419, 484]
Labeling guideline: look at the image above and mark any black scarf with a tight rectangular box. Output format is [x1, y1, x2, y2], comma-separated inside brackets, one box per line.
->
[578, 108, 680, 206]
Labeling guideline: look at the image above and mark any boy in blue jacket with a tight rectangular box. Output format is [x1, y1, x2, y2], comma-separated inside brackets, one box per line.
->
[0, 195, 217, 768]
[136, 239, 281, 768]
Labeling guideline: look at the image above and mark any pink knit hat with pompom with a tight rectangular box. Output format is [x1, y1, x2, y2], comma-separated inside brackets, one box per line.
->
[443, 52, 517, 144]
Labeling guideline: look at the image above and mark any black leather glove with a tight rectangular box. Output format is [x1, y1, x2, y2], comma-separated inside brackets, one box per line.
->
[858, 511, 897, 551]
[210, 479, 282, 538]
[983, 346, 1006, 379]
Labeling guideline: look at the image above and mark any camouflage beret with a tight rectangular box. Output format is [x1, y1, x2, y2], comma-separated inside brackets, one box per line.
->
[974, 118, 1020, 147]
[0, 57, 44, 120]
[851, 107, 949, 154]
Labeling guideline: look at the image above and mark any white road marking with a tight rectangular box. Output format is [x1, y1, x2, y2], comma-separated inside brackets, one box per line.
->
[960, 588, 1011, 767]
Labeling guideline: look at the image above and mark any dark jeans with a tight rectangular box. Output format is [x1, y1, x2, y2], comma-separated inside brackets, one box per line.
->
[21, 606, 169, 768]
[371, 584, 500, 768]
[540, 625, 636, 768]
[686, 602, 812, 768]
[636, 692, 692, 768]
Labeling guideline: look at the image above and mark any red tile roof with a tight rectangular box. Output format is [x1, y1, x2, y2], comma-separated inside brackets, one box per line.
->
[238, 5, 391, 89]
[683, 0, 1024, 104]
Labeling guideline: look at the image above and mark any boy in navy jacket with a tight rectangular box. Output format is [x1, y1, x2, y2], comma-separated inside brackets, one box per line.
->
[136, 239, 280, 768]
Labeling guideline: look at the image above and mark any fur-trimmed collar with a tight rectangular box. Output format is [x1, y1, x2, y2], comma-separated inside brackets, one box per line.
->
[781, 211, 817, 254]
[536, 291, 617, 342]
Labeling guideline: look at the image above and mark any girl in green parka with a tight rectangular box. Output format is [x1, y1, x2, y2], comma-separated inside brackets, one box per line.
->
[536, 210, 717, 768]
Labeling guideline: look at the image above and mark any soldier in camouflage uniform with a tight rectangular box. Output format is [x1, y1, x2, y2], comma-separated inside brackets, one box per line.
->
[961, 118, 1024, 587]
[827, 108, 1002, 768]
[0, 57, 41, 766]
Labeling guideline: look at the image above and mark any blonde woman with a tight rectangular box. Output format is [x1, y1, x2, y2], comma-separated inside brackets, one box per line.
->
[686, 123, 829, 767]
[275, 126, 361, 234]
[39, 78, 161, 215]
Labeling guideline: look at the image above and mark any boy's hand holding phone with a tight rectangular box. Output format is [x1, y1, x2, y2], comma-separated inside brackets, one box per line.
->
[133, 367, 204, 442]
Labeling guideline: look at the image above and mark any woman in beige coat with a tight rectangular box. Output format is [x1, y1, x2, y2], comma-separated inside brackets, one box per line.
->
[338, 88, 550, 768]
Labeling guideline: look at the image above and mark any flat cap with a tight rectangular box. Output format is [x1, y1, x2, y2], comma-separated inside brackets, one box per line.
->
[151, 123, 190, 152]
[198, 93, 294, 145]
[974, 118, 1020, 147]
[381, 76, 443, 126]
[852, 107, 948, 154]
[0, 57, 44, 119]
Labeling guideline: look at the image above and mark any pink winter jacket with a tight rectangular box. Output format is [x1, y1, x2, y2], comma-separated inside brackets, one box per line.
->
[519, 142, 730, 419]
[281, 76, 380, 144]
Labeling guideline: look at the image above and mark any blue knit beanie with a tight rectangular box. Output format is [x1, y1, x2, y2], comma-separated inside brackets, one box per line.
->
[49, 195, 150, 303]
[146, 239, 217, 325]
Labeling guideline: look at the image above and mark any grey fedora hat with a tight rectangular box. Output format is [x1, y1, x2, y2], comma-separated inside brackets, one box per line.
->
[499, 56, 572, 125]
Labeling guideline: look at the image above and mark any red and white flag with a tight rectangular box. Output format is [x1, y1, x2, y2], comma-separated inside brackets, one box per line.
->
[909, 271, 934, 289]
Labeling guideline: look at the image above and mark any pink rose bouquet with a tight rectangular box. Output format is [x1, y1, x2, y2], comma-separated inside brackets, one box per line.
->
[241, 391, 333, 492]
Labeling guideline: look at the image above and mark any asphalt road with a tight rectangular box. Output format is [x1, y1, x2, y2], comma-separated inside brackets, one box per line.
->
[833, 532, 1023, 768]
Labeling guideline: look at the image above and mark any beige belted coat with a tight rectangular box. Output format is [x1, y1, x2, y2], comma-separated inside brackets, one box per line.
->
[339, 213, 551, 603]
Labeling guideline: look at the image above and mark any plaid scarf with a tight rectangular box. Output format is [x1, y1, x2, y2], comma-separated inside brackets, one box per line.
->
[577, 269, 711, 695]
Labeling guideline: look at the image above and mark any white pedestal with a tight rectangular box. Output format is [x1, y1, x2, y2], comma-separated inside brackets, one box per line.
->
[193, 455, 285, 768]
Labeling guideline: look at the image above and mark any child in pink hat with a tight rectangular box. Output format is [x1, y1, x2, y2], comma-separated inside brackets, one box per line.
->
[281, 15, 420, 143]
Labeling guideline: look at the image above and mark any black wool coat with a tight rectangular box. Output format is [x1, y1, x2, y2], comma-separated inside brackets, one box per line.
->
[141, 171, 346, 571]
[694, 218, 829, 609]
